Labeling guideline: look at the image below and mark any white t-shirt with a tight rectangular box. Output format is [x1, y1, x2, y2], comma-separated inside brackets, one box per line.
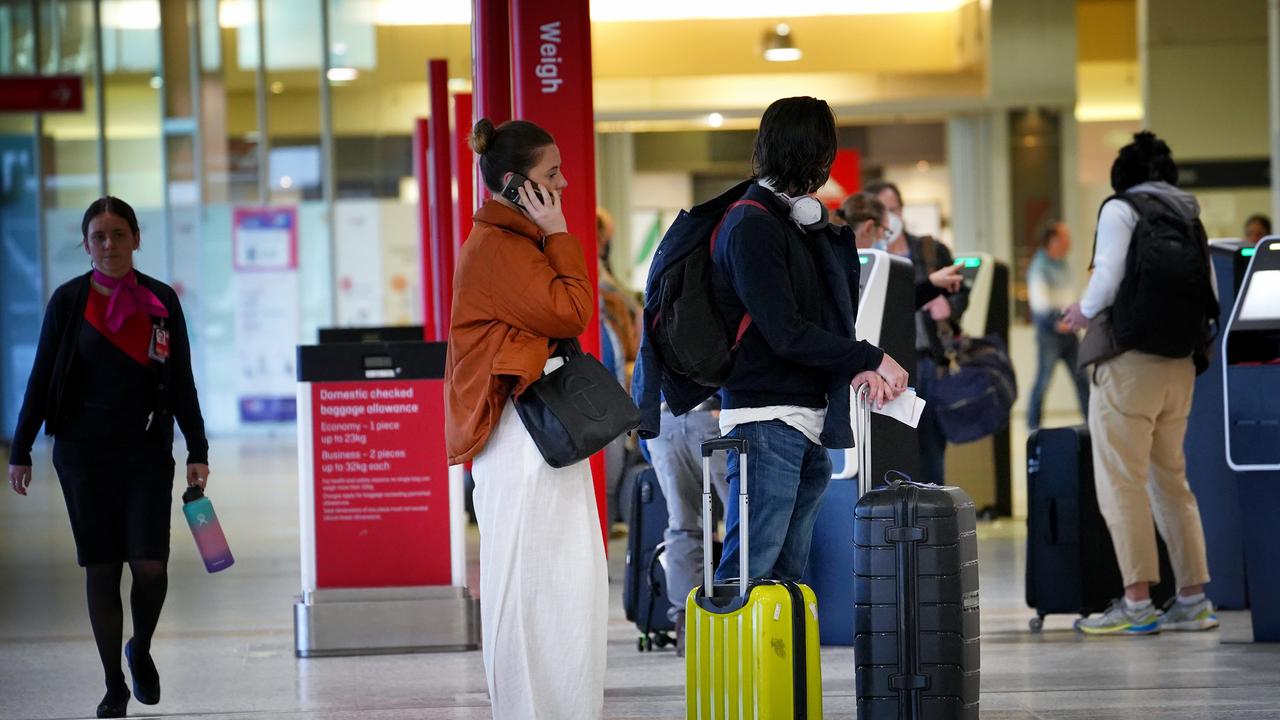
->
[1080, 199, 1139, 319]
[720, 406, 826, 447]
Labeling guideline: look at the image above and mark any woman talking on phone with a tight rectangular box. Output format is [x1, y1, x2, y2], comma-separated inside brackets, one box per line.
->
[7, 196, 209, 719]
[443, 118, 603, 719]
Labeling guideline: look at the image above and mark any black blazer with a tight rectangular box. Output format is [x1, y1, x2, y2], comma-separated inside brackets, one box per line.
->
[10, 271, 208, 467]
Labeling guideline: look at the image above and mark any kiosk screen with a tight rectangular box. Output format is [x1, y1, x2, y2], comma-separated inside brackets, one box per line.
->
[1239, 270, 1280, 322]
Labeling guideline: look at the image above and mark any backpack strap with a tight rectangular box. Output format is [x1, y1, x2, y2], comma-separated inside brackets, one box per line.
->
[712, 199, 767, 349]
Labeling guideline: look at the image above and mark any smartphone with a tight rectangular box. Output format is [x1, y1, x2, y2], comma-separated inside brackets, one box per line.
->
[501, 172, 545, 208]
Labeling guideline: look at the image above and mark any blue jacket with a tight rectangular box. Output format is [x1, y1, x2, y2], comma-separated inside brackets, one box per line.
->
[632, 181, 882, 449]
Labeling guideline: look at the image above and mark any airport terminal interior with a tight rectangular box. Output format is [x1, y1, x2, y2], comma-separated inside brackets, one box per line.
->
[3, 0, 1280, 718]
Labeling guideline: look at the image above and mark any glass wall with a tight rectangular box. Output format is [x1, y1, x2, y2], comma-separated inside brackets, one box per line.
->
[0, 0, 463, 438]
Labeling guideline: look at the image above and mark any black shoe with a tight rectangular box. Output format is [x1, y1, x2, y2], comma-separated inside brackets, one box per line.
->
[97, 681, 129, 719]
[125, 638, 161, 705]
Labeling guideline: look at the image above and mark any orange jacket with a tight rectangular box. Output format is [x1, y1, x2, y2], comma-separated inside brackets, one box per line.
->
[444, 200, 594, 464]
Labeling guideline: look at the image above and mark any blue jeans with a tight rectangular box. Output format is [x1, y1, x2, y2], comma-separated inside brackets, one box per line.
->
[714, 421, 831, 584]
[1027, 314, 1090, 431]
[915, 357, 948, 485]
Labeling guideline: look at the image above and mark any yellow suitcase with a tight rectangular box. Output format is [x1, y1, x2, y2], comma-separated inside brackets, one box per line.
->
[685, 437, 823, 719]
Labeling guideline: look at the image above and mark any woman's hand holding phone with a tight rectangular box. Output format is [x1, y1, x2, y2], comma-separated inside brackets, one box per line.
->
[518, 181, 567, 237]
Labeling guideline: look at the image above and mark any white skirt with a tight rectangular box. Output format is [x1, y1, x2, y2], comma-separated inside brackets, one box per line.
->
[471, 394, 608, 720]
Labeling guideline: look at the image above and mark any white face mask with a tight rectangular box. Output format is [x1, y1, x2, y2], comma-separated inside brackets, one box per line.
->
[885, 211, 904, 242]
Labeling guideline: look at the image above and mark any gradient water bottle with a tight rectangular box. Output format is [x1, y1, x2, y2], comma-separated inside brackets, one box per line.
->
[182, 486, 234, 573]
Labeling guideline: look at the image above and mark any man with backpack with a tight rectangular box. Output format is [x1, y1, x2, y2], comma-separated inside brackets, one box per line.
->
[632, 96, 909, 588]
[1062, 130, 1220, 635]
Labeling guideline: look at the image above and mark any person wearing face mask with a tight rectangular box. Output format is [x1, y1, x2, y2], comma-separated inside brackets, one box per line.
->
[707, 97, 909, 586]
[839, 191, 964, 308]
[864, 180, 968, 485]
[444, 118, 604, 718]
[8, 196, 209, 719]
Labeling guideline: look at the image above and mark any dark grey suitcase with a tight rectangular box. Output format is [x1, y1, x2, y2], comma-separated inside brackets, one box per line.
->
[1025, 426, 1176, 631]
[852, 387, 981, 719]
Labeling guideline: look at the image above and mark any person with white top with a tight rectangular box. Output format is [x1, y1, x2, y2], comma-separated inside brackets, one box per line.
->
[1026, 220, 1089, 431]
[1062, 131, 1219, 636]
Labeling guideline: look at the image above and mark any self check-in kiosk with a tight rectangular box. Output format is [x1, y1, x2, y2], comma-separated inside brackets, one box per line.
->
[805, 248, 916, 645]
[1222, 237, 1280, 641]
[294, 341, 478, 656]
[1182, 239, 1249, 609]
[945, 253, 1013, 517]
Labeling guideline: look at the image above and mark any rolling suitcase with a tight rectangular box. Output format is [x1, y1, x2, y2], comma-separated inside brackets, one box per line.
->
[1025, 426, 1176, 631]
[622, 466, 677, 651]
[853, 387, 982, 720]
[685, 437, 822, 720]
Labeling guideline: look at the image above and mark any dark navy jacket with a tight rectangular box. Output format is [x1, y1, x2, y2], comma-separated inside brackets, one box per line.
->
[632, 180, 883, 449]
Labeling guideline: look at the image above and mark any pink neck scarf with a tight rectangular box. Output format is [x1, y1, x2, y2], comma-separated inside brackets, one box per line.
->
[92, 270, 169, 332]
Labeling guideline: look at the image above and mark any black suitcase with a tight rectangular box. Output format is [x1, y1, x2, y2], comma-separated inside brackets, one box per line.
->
[852, 388, 981, 720]
[622, 467, 677, 651]
[1025, 426, 1176, 632]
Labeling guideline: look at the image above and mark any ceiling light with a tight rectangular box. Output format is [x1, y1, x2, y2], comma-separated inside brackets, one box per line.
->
[280, 176, 294, 189]
[327, 67, 359, 83]
[708, 113, 725, 128]
[218, 0, 253, 28]
[102, 1, 161, 30]
[763, 24, 802, 62]
[271, 81, 285, 94]
[149, 76, 163, 90]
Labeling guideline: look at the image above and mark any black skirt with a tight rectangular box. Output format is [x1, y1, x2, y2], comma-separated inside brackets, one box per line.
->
[52, 437, 176, 567]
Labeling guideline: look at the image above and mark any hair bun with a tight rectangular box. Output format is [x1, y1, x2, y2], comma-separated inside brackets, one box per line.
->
[1133, 130, 1170, 158]
[470, 118, 497, 155]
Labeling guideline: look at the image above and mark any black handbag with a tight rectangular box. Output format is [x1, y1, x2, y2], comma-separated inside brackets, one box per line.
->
[514, 339, 641, 468]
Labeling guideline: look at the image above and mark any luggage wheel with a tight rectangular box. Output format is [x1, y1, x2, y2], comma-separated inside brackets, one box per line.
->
[637, 635, 650, 652]
[1029, 615, 1045, 633]
[651, 633, 674, 649]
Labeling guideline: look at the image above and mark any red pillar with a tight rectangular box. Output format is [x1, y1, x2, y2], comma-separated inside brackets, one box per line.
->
[471, 0, 511, 204]
[452, 92, 475, 250]
[428, 60, 456, 341]
[413, 118, 436, 340]
[510, 0, 607, 544]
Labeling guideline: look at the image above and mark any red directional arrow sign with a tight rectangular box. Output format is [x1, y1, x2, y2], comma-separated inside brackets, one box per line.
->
[0, 76, 84, 113]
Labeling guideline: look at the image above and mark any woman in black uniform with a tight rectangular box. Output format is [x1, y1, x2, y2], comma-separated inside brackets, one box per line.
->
[7, 196, 210, 719]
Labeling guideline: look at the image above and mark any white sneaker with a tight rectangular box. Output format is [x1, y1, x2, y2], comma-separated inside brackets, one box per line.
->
[1161, 597, 1220, 631]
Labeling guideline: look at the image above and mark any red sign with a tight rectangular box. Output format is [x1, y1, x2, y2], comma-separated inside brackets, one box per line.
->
[310, 379, 451, 588]
[511, 0, 607, 543]
[0, 76, 84, 113]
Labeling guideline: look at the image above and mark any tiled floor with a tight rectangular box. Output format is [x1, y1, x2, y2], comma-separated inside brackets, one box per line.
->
[2, 437, 1279, 720]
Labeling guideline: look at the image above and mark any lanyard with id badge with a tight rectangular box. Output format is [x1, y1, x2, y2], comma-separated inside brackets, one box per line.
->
[148, 319, 170, 363]
[145, 319, 170, 432]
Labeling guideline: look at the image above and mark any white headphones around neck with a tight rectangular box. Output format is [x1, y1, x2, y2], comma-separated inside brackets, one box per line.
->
[759, 178, 829, 232]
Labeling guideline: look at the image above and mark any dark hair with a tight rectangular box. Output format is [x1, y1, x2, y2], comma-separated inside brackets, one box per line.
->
[471, 118, 556, 194]
[838, 192, 885, 228]
[82, 196, 140, 239]
[1245, 213, 1272, 233]
[1039, 219, 1063, 247]
[752, 97, 837, 196]
[1110, 131, 1178, 193]
[864, 180, 903, 209]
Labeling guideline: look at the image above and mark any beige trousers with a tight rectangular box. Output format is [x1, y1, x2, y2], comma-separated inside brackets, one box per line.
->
[1088, 351, 1211, 589]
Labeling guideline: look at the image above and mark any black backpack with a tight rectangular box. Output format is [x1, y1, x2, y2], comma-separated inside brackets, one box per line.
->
[648, 198, 761, 387]
[1107, 192, 1218, 359]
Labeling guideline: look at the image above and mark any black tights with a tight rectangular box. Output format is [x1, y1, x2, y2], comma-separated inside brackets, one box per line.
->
[85, 560, 168, 687]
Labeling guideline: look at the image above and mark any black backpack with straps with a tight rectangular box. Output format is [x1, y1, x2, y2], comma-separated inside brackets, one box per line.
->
[648, 197, 760, 388]
[1105, 191, 1218, 360]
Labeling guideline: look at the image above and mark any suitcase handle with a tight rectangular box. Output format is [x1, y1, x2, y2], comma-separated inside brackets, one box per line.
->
[855, 384, 873, 498]
[701, 437, 747, 457]
[702, 438, 749, 598]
